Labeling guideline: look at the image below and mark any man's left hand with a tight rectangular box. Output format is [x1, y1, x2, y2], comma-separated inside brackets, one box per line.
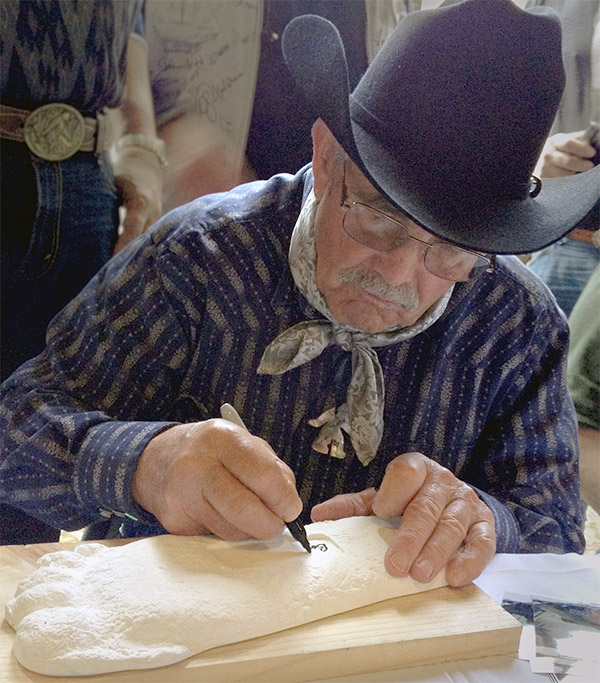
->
[311, 451, 496, 587]
[113, 147, 163, 254]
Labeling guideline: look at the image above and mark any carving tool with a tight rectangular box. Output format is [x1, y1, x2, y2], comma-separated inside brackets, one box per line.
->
[220, 403, 311, 553]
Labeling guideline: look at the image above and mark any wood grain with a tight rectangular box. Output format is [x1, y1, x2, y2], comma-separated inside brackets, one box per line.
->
[0, 542, 521, 682]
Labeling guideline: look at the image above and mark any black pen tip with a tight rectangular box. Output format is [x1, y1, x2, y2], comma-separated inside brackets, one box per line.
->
[299, 534, 312, 553]
[287, 519, 311, 553]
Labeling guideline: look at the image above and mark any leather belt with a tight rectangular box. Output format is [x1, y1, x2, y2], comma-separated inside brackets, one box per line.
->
[0, 103, 114, 161]
[567, 228, 599, 247]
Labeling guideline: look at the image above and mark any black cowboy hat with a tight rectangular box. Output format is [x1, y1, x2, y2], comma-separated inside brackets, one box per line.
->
[281, 0, 600, 254]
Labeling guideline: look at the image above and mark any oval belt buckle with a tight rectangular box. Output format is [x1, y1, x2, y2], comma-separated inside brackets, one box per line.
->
[23, 103, 85, 161]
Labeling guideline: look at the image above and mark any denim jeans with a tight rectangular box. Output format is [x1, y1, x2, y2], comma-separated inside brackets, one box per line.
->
[1, 139, 120, 381]
[0, 140, 120, 543]
[528, 238, 600, 319]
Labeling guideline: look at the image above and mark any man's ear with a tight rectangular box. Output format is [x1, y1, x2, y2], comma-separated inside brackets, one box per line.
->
[311, 119, 341, 200]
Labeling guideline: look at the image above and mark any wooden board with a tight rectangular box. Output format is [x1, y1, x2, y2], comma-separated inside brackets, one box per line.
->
[0, 543, 521, 683]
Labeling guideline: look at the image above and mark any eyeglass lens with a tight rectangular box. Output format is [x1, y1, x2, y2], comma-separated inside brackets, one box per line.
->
[342, 203, 488, 282]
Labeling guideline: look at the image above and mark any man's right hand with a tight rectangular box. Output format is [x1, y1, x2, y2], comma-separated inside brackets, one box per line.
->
[131, 420, 303, 540]
[536, 131, 597, 177]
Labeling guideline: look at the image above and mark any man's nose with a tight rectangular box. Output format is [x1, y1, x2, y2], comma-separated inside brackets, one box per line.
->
[368, 239, 425, 285]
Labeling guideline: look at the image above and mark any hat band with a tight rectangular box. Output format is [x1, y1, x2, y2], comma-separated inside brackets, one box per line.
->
[349, 96, 396, 146]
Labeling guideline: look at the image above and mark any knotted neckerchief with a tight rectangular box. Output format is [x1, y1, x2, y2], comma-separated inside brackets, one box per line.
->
[258, 190, 453, 466]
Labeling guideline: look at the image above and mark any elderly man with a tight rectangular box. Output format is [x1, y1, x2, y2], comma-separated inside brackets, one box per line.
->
[2, 0, 599, 586]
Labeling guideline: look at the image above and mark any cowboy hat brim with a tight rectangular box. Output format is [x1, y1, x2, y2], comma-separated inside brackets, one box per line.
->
[282, 10, 600, 255]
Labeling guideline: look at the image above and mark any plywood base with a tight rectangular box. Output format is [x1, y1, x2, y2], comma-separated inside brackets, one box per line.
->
[177, 583, 521, 682]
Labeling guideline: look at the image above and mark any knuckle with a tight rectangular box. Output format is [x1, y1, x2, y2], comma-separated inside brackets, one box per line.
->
[418, 547, 447, 573]
[330, 493, 365, 518]
[479, 503, 495, 525]
[251, 456, 292, 501]
[406, 491, 442, 521]
[437, 514, 469, 539]
[396, 529, 424, 555]
[387, 451, 426, 473]
[275, 457, 297, 484]
[430, 462, 456, 486]
[460, 484, 480, 505]
[346, 491, 375, 517]
[199, 418, 241, 448]
[472, 520, 497, 549]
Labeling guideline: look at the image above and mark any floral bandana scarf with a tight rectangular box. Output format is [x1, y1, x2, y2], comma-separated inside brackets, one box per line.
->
[258, 190, 453, 466]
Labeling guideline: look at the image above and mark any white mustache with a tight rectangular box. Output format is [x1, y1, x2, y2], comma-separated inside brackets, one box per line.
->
[338, 267, 419, 311]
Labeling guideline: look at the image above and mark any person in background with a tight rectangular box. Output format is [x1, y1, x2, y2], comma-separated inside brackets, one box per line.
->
[245, 0, 413, 180]
[567, 265, 600, 513]
[526, 0, 600, 317]
[1, 2, 599, 585]
[0, 0, 164, 543]
[146, 0, 417, 212]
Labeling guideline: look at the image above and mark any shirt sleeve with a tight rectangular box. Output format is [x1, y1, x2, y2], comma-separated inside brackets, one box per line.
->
[0, 214, 194, 532]
[462, 288, 585, 555]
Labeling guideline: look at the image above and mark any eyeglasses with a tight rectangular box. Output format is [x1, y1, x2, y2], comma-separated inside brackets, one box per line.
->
[339, 163, 495, 282]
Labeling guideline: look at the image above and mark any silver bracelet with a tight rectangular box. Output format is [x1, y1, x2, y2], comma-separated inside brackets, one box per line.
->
[115, 133, 168, 169]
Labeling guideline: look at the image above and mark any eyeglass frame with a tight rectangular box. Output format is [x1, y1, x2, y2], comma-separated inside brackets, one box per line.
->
[339, 160, 496, 282]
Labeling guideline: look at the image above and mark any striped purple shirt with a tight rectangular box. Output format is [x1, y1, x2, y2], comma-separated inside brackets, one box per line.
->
[0, 168, 584, 553]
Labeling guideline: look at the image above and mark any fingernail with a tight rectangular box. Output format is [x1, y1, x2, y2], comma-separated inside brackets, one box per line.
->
[389, 553, 409, 576]
[414, 559, 433, 580]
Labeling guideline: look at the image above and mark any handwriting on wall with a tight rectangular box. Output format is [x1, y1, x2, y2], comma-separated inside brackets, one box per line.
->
[146, 0, 262, 140]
